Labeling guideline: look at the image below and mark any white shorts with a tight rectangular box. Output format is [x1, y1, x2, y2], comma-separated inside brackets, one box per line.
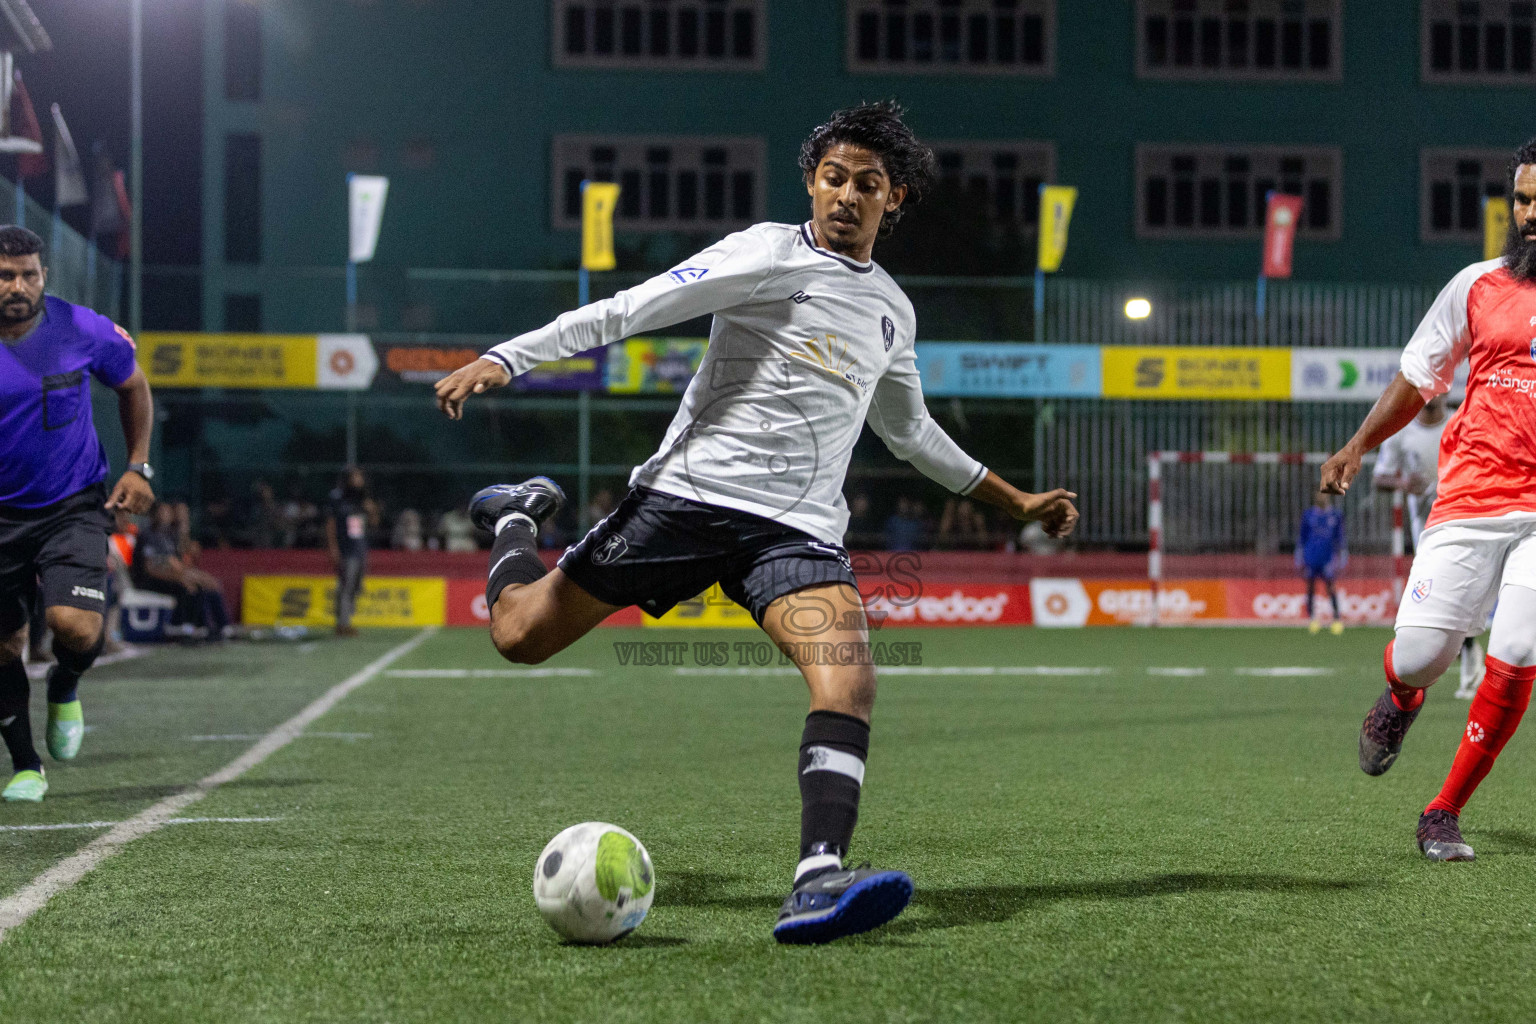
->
[1397, 516, 1536, 633]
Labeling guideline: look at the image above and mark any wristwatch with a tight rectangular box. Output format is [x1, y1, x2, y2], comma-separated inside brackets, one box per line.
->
[127, 462, 154, 481]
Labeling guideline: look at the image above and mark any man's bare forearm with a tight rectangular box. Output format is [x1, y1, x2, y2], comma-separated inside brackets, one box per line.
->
[115, 367, 154, 463]
[1340, 373, 1426, 457]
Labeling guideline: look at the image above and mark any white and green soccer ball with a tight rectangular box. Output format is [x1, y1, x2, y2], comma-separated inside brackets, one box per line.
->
[533, 822, 655, 944]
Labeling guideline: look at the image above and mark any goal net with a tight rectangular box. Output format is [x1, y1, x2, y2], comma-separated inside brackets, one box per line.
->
[1147, 451, 1403, 626]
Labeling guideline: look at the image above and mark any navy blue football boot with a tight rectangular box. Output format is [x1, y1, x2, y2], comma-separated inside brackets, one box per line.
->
[468, 477, 566, 534]
[773, 860, 914, 945]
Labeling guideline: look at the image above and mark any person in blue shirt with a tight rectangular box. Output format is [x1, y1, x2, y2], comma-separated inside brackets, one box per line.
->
[1297, 489, 1348, 635]
[0, 227, 155, 802]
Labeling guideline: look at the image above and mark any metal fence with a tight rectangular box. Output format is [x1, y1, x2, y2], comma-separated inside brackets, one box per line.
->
[1037, 399, 1385, 549]
[0, 177, 122, 317]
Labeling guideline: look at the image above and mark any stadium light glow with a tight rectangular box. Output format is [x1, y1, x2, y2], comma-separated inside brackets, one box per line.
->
[1124, 298, 1152, 320]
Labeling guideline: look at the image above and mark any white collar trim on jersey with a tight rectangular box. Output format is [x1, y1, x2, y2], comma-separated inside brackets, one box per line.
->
[799, 222, 874, 274]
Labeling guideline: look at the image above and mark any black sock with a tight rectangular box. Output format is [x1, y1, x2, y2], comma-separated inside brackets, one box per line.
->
[1328, 584, 1340, 619]
[486, 521, 547, 608]
[48, 631, 103, 704]
[797, 710, 869, 879]
[0, 660, 39, 773]
[1305, 581, 1315, 618]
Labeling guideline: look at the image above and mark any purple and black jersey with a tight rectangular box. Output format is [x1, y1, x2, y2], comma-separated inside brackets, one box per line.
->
[0, 296, 138, 509]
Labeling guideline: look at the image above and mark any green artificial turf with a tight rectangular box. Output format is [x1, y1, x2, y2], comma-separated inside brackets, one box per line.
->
[0, 625, 1530, 1023]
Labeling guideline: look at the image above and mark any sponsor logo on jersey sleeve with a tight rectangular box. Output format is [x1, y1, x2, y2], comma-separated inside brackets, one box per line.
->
[881, 315, 895, 352]
[668, 267, 710, 284]
[1412, 578, 1433, 603]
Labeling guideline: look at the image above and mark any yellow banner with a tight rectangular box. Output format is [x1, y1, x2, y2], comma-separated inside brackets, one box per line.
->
[1485, 197, 1510, 262]
[581, 181, 621, 271]
[1036, 185, 1078, 273]
[242, 575, 446, 628]
[140, 333, 319, 389]
[645, 583, 756, 628]
[1102, 346, 1292, 400]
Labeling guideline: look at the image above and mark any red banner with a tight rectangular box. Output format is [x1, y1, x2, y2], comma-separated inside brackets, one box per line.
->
[862, 584, 1033, 627]
[1261, 193, 1305, 278]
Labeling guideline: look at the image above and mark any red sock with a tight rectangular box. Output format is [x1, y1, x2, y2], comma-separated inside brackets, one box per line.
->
[1384, 640, 1424, 711]
[1425, 656, 1536, 816]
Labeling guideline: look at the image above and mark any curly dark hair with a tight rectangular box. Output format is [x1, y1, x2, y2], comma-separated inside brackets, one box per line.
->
[1509, 136, 1536, 195]
[798, 101, 936, 235]
[0, 225, 44, 260]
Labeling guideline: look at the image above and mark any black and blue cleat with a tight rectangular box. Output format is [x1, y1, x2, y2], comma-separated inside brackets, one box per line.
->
[772, 864, 914, 945]
[468, 477, 566, 534]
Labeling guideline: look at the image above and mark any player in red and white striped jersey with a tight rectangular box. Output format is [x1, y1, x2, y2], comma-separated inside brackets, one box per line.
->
[1322, 138, 1536, 862]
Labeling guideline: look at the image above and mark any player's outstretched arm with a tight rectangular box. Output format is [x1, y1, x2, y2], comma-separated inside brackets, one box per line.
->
[434, 357, 512, 420]
[968, 471, 1079, 539]
[1320, 373, 1426, 494]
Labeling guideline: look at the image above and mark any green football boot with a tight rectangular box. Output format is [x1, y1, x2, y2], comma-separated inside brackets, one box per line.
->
[46, 700, 84, 761]
[2, 769, 47, 802]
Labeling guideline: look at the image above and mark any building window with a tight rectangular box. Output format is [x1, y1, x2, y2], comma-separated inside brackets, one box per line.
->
[1423, 1, 1536, 82]
[224, 134, 261, 264]
[553, 0, 765, 70]
[551, 135, 765, 232]
[223, 293, 262, 332]
[846, 0, 1055, 76]
[224, 0, 262, 101]
[1421, 148, 1509, 242]
[1137, 145, 1341, 239]
[1138, 0, 1341, 80]
[928, 141, 1056, 228]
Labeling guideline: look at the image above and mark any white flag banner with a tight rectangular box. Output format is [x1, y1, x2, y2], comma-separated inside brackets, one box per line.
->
[348, 174, 388, 263]
[50, 104, 85, 208]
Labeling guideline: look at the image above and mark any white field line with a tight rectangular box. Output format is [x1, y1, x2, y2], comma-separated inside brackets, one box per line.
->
[184, 732, 373, 742]
[673, 665, 1114, 677]
[24, 645, 148, 680]
[0, 817, 282, 833]
[0, 627, 436, 943]
[385, 668, 594, 678]
[676, 665, 1329, 678]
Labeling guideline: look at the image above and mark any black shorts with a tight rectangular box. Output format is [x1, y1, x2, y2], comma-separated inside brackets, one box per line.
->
[0, 483, 111, 635]
[559, 486, 858, 625]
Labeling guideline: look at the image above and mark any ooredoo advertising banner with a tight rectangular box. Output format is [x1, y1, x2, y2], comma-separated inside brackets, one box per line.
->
[1030, 577, 1397, 626]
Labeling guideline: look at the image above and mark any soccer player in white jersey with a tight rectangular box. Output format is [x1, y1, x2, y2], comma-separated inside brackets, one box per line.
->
[435, 103, 1079, 942]
[1372, 396, 1485, 698]
[1323, 138, 1536, 862]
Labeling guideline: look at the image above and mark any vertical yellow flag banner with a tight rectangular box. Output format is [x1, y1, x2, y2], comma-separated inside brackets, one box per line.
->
[1485, 197, 1510, 262]
[581, 182, 620, 271]
[1037, 186, 1078, 273]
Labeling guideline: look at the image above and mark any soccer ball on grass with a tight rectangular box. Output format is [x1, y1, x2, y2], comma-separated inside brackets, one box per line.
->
[533, 822, 655, 943]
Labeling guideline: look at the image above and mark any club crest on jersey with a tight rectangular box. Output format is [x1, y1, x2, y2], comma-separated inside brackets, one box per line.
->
[669, 267, 710, 284]
[591, 533, 629, 566]
[1411, 579, 1432, 603]
[881, 315, 895, 352]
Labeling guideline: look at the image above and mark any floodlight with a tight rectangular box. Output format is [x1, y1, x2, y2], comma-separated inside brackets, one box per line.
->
[1125, 298, 1152, 320]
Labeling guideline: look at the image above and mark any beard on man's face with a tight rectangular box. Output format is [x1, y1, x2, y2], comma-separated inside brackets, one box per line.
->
[0, 294, 39, 323]
[1504, 217, 1536, 282]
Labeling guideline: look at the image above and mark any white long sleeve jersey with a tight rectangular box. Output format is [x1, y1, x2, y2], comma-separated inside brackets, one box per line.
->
[485, 222, 987, 545]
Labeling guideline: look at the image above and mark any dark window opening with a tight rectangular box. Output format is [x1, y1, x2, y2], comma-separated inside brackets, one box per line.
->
[223, 293, 261, 332]
[223, 134, 261, 264]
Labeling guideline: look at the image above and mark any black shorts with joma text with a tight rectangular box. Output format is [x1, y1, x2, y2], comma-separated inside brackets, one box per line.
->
[559, 486, 858, 625]
[0, 482, 111, 636]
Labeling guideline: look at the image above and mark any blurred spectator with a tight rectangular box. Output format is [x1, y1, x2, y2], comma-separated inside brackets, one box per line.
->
[281, 484, 321, 548]
[586, 487, 615, 527]
[883, 497, 927, 551]
[1016, 521, 1065, 556]
[132, 502, 232, 638]
[392, 508, 425, 551]
[844, 491, 876, 549]
[937, 498, 991, 550]
[326, 467, 380, 637]
[439, 506, 477, 552]
[246, 480, 282, 548]
[104, 510, 138, 649]
[198, 495, 238, 550]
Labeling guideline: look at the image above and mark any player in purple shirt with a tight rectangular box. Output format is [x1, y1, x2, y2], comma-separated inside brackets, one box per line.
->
[0, 226, 155, 802]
